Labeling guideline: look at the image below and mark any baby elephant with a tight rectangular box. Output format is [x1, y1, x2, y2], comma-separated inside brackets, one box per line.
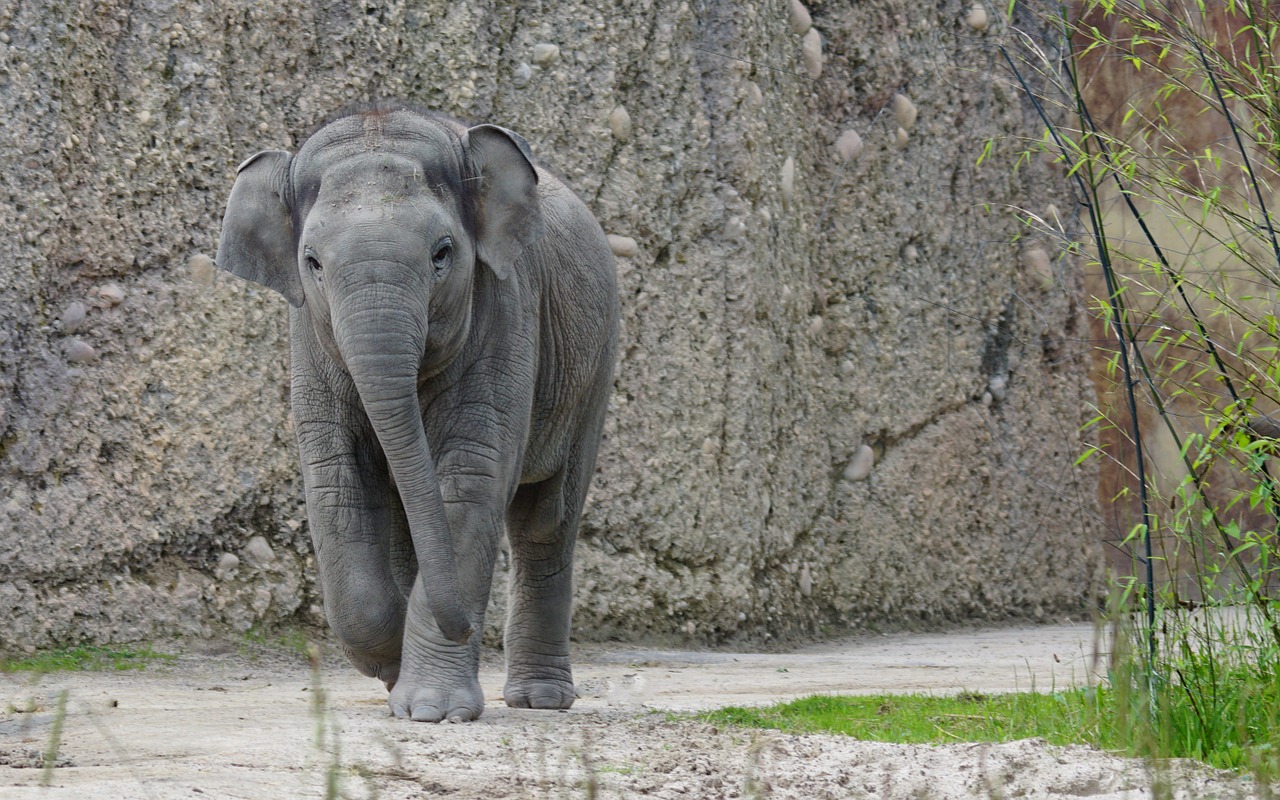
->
[216, 104, 619, 722]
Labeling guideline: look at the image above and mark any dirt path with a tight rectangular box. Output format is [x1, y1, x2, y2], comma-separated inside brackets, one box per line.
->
[0, 620, 1258, 799]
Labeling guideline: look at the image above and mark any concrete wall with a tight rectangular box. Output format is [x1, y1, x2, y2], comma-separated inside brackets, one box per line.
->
[0, 0, 1099, 652]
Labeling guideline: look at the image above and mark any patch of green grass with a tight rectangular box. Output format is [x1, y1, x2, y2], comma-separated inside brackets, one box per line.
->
[703, 690, 1105, 748]
[704, 656, 1280, 774]
[1, 644, 175, 673]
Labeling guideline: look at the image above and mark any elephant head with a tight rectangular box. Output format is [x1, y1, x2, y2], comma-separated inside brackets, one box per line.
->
[214, 109, 546, 644]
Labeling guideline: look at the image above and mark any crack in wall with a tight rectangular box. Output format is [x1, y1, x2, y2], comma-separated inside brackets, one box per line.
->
[590, 0, 663, 211]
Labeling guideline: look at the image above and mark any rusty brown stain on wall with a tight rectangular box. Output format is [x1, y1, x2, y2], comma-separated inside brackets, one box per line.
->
[1073, 1, 1280, 592]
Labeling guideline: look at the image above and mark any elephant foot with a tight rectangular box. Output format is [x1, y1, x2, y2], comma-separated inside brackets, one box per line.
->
[343, 646, 400, 691]
[388, 678, 484, 722]
[504, 677, 576, 710]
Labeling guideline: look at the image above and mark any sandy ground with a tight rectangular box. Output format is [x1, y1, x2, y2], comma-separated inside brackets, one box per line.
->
[0, 619, 1263, 799]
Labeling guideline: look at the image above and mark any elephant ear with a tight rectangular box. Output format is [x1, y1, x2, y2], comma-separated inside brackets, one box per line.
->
[215, 150, 303, 307]
[463, 124, 546, 280]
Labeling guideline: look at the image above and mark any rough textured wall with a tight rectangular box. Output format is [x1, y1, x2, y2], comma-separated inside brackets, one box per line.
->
[0, 0, 1099, 653]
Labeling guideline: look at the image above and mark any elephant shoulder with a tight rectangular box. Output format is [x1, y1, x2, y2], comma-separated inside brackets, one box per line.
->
[531, 167, 611, 259]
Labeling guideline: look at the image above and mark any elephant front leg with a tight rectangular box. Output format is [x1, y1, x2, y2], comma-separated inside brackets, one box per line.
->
[388, 477, 502, 722]
[297, 427, 408, 690]
[311, 485, 409, 689]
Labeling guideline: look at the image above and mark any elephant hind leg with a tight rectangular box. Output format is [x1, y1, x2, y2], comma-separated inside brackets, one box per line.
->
[503, 435, 602, 711]
[504, 346, 613, 711]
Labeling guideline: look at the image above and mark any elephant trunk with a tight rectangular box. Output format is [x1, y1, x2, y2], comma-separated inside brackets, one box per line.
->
[335, 292, 474, 645]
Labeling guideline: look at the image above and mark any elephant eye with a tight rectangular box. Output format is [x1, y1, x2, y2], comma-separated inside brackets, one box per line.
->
[305, 251, 323, 280]
[431, 237, 454, 274]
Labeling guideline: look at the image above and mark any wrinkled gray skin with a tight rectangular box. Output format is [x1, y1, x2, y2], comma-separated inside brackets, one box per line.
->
[215, 105, 618, 722]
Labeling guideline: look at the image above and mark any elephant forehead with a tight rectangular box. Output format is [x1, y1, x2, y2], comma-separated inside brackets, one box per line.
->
[297, 150, 466, 225]
[302, 160, 464, 235]
[322, 153, 430, 197]
[294, 112, 467, 195]
[305, 190, 450, 246]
